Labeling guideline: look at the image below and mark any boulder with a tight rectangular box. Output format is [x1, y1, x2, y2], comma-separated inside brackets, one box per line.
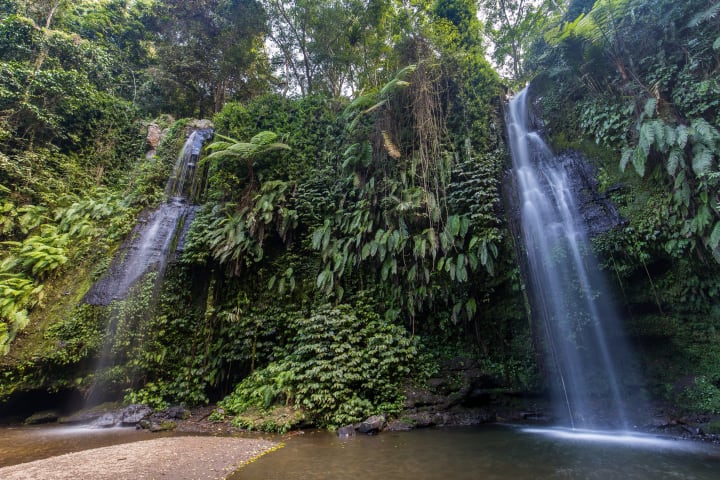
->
[59, 402, 120, 425]
[138, 419, 177, 432]
[337, 425, 356, 438]
[357, 414, 386, 434]
[93, 412, 118, 428]
[160, 405, 190, 420]
[188, 119, 213, 130]
[385, 419, 414, 432]
[146, 123, 162, 150]
[120, 404, 153, 426]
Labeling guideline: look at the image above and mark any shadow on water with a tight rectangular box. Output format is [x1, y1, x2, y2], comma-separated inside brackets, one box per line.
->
[231, 426, 720, 480]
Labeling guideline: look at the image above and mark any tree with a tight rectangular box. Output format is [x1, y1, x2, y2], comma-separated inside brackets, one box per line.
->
[480, 0, 562, 80]
[262, 0, 396, 96]
[147, 0, 270, 116]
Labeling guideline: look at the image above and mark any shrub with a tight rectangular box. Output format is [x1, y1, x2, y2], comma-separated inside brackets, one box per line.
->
[218, 303, 416, 430]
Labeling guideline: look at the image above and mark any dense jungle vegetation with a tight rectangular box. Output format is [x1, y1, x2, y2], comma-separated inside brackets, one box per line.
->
[0, 0, 718, 430]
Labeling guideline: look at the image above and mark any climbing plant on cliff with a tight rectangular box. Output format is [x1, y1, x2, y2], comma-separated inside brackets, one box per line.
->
[310, 39, 504, 329]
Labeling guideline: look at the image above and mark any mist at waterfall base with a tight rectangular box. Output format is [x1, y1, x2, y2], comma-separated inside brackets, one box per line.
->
[81, 128, 213, 405]
[507, 88, 642, 430]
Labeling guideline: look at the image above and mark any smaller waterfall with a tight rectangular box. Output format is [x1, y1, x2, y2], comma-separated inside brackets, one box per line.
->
[84, 128, 213, 305]
[508, 88, 639, 430]
[166, 129, 213, 201]
[83, 127, 212, 404]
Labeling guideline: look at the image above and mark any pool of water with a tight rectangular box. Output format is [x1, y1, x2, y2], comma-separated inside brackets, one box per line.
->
[2, 424, 719, 479]
[231, 425, 720, 480]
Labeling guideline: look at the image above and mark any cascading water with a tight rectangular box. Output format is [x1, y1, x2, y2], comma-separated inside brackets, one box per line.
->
[507, 88, 638, 430]
[82, 127, 212, 404]
[84, 129, 213, 306]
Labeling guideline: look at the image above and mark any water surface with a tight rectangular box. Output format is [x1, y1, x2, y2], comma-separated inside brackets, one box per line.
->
[0, 424, 175, 467]
[231, 426, 720, 480]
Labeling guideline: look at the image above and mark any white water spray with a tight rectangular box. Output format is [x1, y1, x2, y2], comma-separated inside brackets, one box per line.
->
[508, 88, 637, 429]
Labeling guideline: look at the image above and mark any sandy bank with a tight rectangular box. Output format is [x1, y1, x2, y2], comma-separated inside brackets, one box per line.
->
[0, 436, 279, 480]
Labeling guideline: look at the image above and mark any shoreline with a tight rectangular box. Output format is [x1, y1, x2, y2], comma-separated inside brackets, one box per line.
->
[0, 436, 280, 480]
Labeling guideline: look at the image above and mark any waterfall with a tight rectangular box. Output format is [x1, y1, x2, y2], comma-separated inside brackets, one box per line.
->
[166, 129, 213, 201]
[84, 128, 212, 306]
[82, 127, 212, 405]
[507, 88, 637, 430]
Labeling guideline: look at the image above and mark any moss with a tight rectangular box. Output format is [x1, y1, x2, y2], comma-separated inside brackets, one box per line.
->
[230, 406, 306, 434]
[707, 420, 720, 434]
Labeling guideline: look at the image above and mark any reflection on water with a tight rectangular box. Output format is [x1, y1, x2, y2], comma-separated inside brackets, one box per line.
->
[2, 424, 719, 479]
[231, 426, 720, 480]
[0, 424, 175, 467]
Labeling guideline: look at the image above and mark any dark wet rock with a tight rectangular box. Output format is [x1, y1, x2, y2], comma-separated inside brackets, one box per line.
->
[555, 150, 624, 236]
[517, 411, 553, 424]
[120, 404, 153, 425]
[159, 406, 190, 420]
[337, 425, 356, 437]
[404, 388, 449, 409]
[146, 420, 176, 432]
[58, 402, 121, 425]
[385, 419, 414, 432]
[502, 150, 623, 241]
[94, 412, 118, 428]
[357, 415, 386, 434]
[82, 199, 191, 306]
[648, 416, 675, 429]
[24, 410, 60, 425]
[137, 409, 183, 432]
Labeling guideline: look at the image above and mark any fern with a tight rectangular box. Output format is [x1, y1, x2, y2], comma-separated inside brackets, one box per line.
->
[638, 122, 654, 156]
[620, 147, 633, 172]
[643, 98, 657, 118]
[666, 148, 684, 176]
[691, 145, 714, 176]
[688, 2, 720, 28]
[571, 0, 632, 47]
[205, 132, 290, 165]
[0, 273, 43, 353]
[632, 146, 647, 177]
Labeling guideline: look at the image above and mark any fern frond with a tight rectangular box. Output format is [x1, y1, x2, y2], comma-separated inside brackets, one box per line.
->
[691, 145, 714, 176]
[688, 3, 720, 27]
[666, 148, 684, 176]
[632, 147, 647, 177]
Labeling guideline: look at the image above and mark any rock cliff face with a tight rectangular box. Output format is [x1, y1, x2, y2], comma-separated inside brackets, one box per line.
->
[503, 149, 623, 243]
[553, 149, 624, 237]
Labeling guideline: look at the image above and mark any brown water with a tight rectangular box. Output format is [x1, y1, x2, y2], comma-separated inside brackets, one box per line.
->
[231, 426, 720, 480]
[0, 424, 177, 467]
[2, 424, 720, 479]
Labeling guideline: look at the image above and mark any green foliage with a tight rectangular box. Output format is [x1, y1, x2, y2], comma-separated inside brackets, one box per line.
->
[481, 0, 561, 80]
[218, 303, 416, 430]
[199, 180, 298, 275]
[0, 273, 43, 353]
[1, 0, 526, 424]
[204, 131, 291, 194]
[678, 376, 720, 414]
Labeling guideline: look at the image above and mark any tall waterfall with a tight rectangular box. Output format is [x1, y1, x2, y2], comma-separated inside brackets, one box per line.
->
[508, 88, 637, 430]
[82, 128, 212, 404]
